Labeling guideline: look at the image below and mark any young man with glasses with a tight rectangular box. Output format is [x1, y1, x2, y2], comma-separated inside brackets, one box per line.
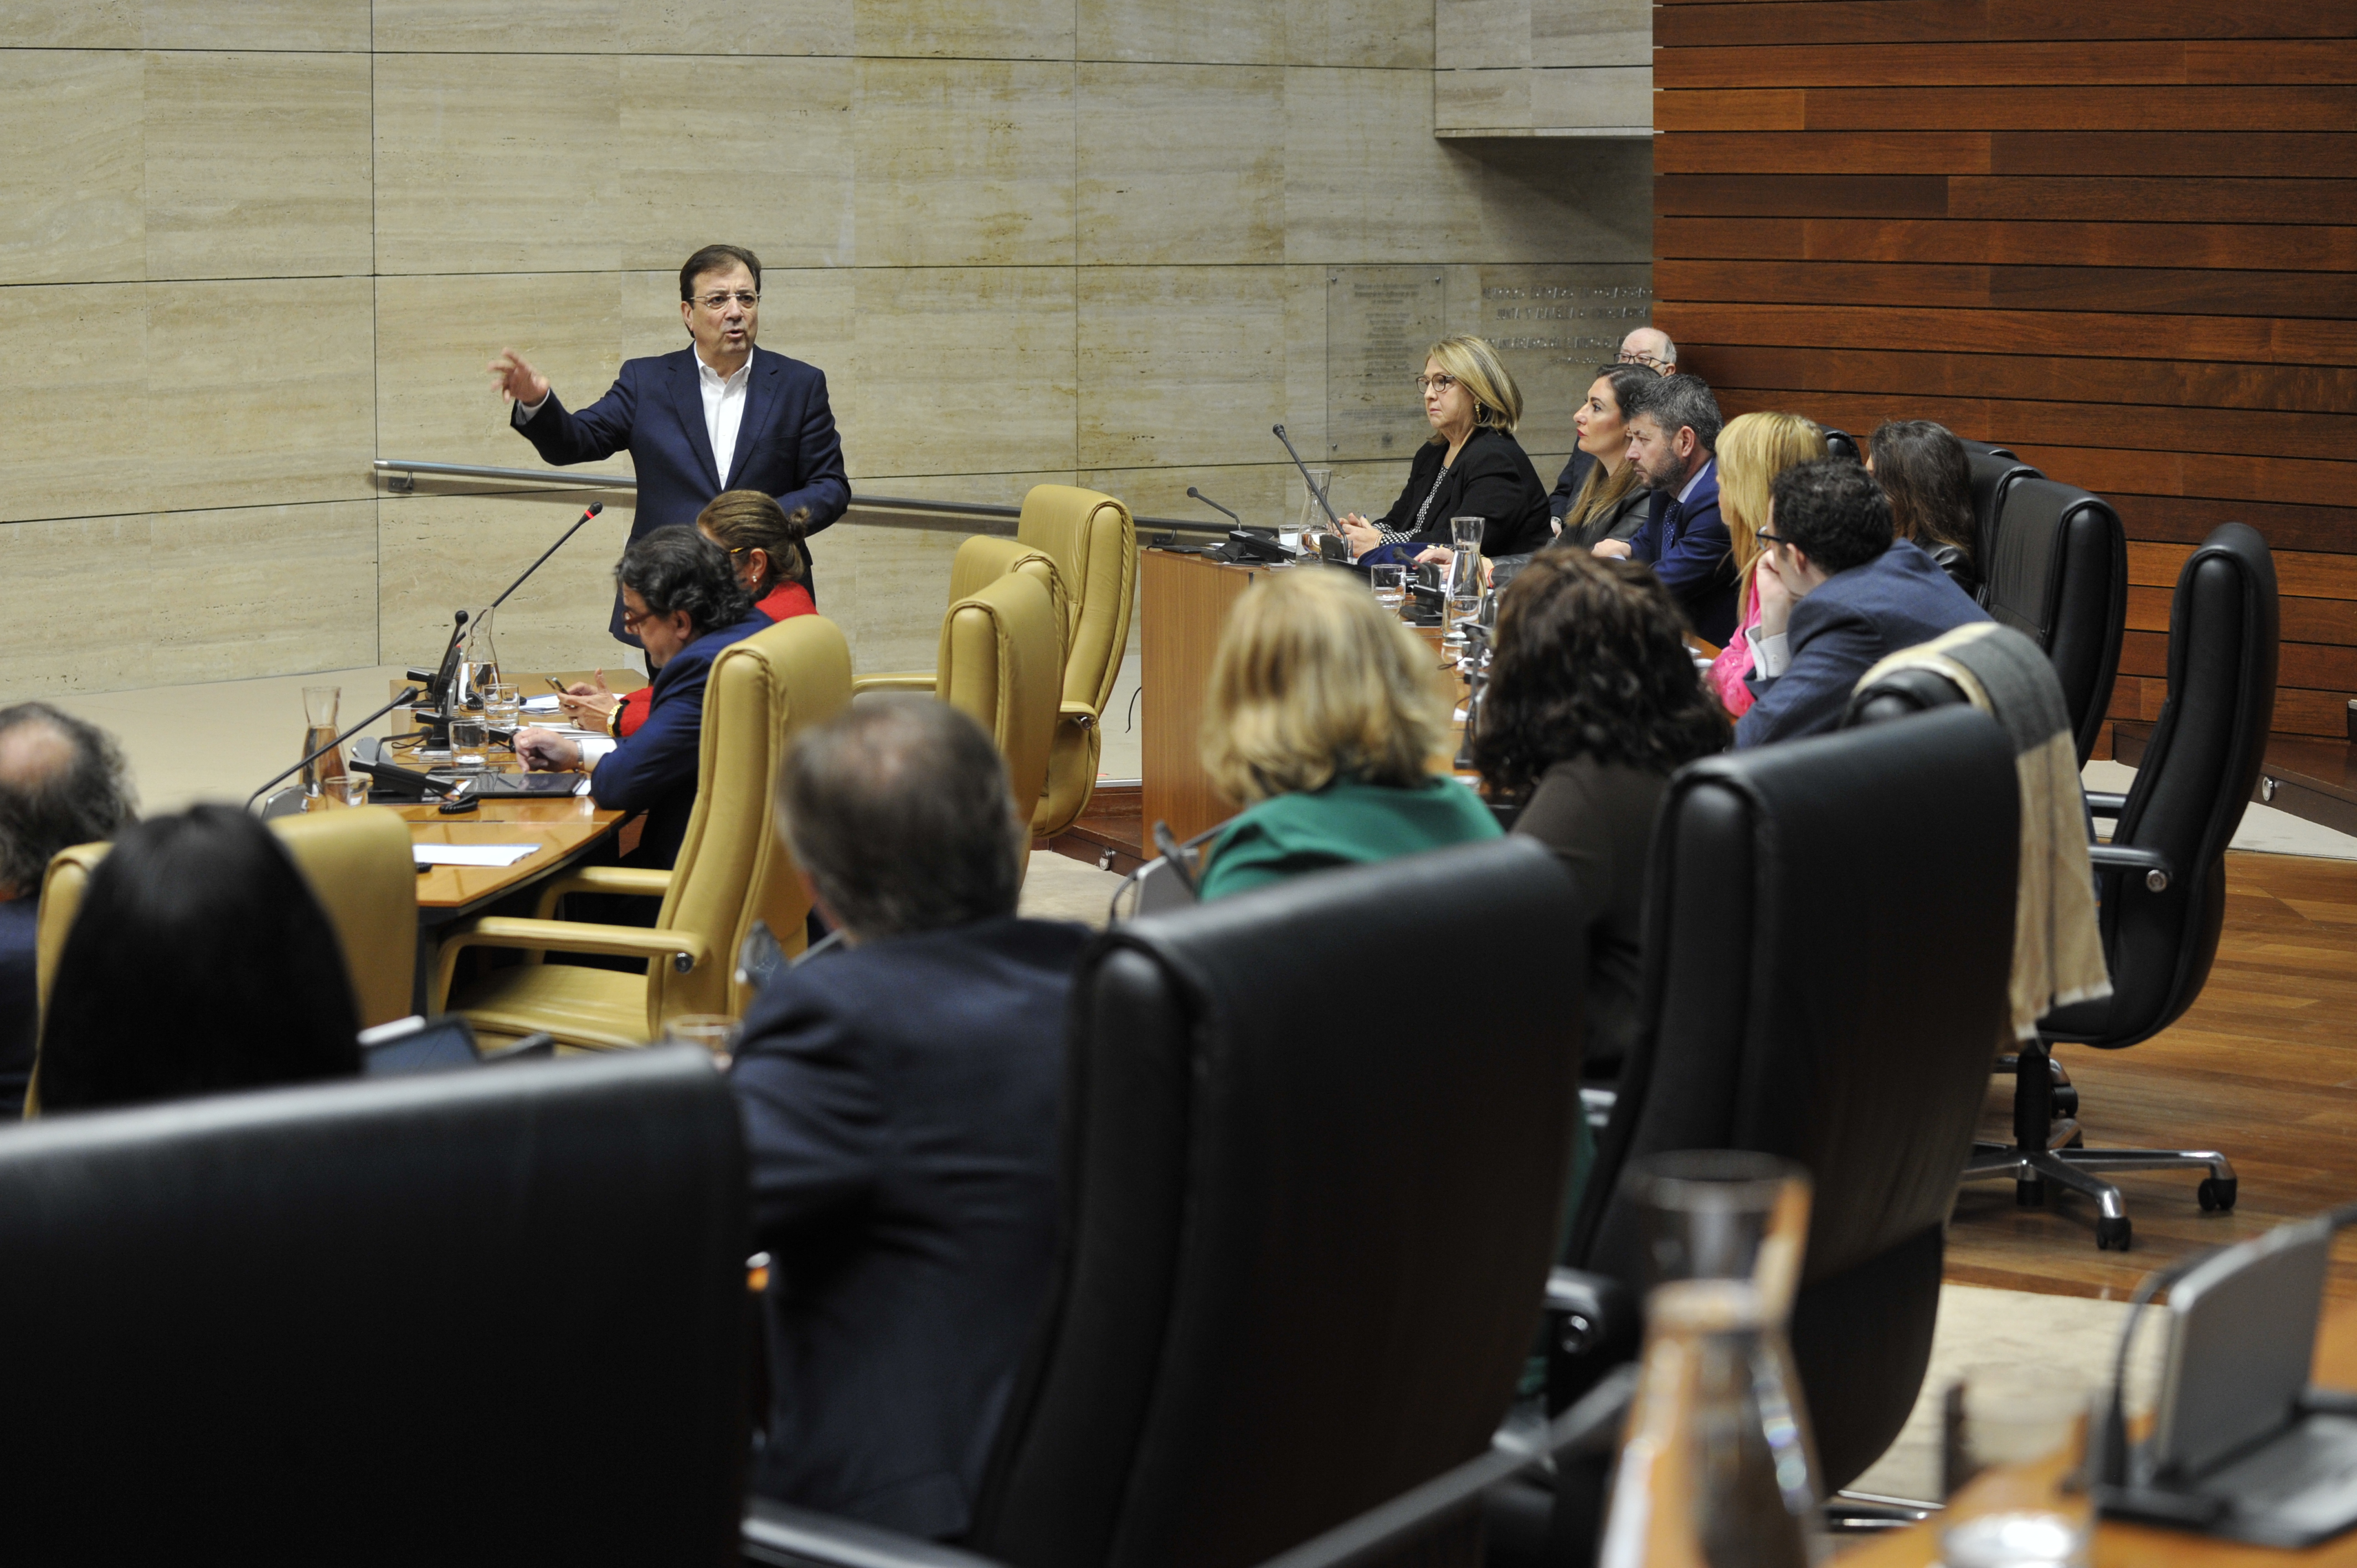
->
[1735, 459, 1989, 748]
[489, 243, 848, 647]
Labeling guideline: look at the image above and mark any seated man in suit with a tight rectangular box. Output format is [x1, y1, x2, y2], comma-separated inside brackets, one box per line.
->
[512, 527, 770, 869]
[1594, 372, 1737, 646]
[731, 695, 1088, 1537]
[1736, 458, 1992, 747]
[488, 243, 850, 642]
[0, 704, 137, 1117]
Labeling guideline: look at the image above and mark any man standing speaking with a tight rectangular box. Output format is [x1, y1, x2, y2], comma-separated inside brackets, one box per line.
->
[488, 244, 850, 644]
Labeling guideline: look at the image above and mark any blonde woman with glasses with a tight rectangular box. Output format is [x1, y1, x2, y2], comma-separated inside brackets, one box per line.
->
[1195, 570, 1499, 900]
[1704, 412, 1829, 718]
[1334, 335, 1555, 566]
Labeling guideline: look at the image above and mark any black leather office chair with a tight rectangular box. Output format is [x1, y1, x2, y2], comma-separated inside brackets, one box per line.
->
[1966, 450, 2040, 591]
[1821, 426, 1861, 463]
[1848, 524, 2278, 1250]
[1958, 438, 2019, 461]
[0, 1048, 750, 1563]
[749, 837, 1585, 1568]
[1981, 476, 2126, 765]
[1548, 709, 2017, 1493]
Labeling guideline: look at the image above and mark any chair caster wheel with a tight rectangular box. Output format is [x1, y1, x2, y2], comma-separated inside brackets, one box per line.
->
[2017, 1179, 2046, 1209]
[2096, 1217, 2132, 1251]
[2199, 1177, 2237, 1212]
[2063, 1129, 2085, 1149]
[2055, 1086, 2080, 1118]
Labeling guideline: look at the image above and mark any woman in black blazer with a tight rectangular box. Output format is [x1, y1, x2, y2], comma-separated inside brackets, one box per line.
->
[1336, 334, 1555, 561]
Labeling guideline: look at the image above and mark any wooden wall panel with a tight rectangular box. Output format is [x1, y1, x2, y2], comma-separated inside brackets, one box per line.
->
[1654, 1, 2357, 745]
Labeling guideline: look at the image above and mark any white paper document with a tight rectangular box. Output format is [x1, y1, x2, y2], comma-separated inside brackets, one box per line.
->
[413, 843, 543, 868]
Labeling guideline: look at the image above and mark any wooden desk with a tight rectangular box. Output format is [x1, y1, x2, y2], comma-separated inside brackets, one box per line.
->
[1141, 550, 1262, 842]
[1843, 1299, 2357, 1567]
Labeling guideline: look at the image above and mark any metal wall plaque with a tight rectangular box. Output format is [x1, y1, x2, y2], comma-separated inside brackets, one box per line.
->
[1325, 268, 1448, 462]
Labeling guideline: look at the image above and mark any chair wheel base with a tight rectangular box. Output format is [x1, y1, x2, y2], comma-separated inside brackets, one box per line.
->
[2055, 1086, 2080, 1118]
[2199, 1177, 2238, 1212]
[2016, 1178, 2046, 1208]
[2096, 1216, 2132, 1251]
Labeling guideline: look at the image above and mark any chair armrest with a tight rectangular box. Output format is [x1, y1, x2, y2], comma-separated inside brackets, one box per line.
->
[2085, 791, 2128, 818]
[433, 917, 711, 1010]
[742, 1498, 1010, 1568]
[531, 864, 673, 921]
[1544, 1267, 1639, 1416]
[851, 672, 937, 696]
[2088, 843, 2174, 893]
[1058, 698, 1100, 727]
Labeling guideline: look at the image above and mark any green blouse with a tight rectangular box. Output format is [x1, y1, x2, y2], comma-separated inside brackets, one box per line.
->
[1196, 774, 1502, 902]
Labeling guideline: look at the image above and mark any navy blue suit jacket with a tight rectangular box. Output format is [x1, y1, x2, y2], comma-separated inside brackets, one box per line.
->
[512, 345, 850, 639]
[731, 916, 1089, 1538]
[0, 897, 36, 1118]
[589, 608, 771, 868]
[1627, 461, 1737, 646]
[1735, 538, 1993, 749]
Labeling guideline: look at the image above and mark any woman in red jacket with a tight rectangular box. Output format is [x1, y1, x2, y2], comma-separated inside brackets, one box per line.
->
[563, 490, 814, 736]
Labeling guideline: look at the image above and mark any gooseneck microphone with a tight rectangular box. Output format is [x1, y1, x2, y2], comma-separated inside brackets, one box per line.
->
[1186, 487, 1241, 527]
[490, 501, 603, 611]
[245, 687, 425, 809]
[1273, 424, 1341, 529]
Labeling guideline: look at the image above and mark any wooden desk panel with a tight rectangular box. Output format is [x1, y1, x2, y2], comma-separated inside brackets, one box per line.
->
[1141, 550, 1259, 843]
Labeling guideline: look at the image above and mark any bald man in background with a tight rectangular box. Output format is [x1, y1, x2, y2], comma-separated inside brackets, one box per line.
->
[0, 704, 136, 1116]
[1548, 326, 1679, 528]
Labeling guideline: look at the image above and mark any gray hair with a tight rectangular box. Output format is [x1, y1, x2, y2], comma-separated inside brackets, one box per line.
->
[0, 703, 136, 896]
[778, 695, 1027, 941]
[1623, 326, 1677, 367]
[1623, 372, 1723, 455]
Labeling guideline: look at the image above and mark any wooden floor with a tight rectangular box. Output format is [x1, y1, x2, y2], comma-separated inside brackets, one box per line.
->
[1945, 850, 2357, 1302]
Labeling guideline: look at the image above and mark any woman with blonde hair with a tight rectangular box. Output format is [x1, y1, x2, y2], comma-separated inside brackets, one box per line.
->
[1704, 412, 1828, 717]
[1334, 334, 1554, 565]
[1196, 569, 1498, 900]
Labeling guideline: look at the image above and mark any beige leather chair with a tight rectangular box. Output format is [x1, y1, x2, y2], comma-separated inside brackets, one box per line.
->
[433, 613, 854, 1048]
[29, 804, 420, 1113]
[1011, 484, 1135, 836]
[902, 569, 1062, 835]
[854, 487, 1134, 837]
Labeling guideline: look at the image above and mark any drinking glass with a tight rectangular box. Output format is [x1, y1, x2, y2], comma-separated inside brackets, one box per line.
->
[321, 776, 370, 809]
[483, 682, 522, 733]
[663, 1013, 743, 1067]
[1369, 564, 1406, 608]
[449, 716, 488, 772]
[1449, 514, 1485, 558]
[300, 685, 346, 796]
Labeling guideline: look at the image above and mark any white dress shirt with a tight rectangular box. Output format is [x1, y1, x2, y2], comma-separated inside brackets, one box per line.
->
[515, 347, 753, 487]
[697, 352, 753, 488]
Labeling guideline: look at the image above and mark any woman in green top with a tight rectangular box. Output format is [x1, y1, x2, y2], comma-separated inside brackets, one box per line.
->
[1195, 566, 1499, 901]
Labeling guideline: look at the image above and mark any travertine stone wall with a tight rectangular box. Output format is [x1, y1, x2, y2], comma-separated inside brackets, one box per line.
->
[1434, 0, 1651, 137]
[0, 0, 1648, 691]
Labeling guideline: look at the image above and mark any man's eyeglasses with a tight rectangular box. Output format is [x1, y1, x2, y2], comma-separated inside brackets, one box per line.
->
[692, 291, 760, 312]
[1617, 348, 1671, 372]
[620, 604, 655, 632]
[1414, 373, 1460, 394]
[1754, 530, 1792, 549]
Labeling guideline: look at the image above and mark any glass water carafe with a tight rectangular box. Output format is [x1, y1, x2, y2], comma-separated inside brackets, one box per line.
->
[1598, 1152, 1824, 1568]
[1443, 516, 1486, 646]
[458, 606, 501, 707]
[300, 684, 347, 797]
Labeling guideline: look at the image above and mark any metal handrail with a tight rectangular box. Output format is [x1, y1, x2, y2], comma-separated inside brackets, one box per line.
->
[371, 458, 1228, 539]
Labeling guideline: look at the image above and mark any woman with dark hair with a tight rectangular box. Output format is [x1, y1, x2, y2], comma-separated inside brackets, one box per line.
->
[1471, 551, 1728, 1081]
[1555, 363, 1658, 550]
[565, 489, 815, 737]
[1868, 419, 1980, 599]
[38, 804, 361, 1112]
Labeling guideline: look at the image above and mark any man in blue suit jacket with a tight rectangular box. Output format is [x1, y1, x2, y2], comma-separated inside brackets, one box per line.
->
[730, 695, 1087, 1537]
[1597, 373, 1737, 646]
[490, 244, 849, 643]
[1736, 458, 1991, 748]
[513, 527, 770, 869]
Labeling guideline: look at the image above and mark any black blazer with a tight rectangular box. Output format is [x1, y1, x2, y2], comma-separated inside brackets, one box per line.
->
[1373, 427, 1554, 558]
[730, 916, 1091, 1538]
[1510, 756, 1668, 1078]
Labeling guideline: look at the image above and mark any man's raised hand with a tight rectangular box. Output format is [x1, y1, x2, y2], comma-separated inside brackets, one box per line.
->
[488, 349, 549, 408]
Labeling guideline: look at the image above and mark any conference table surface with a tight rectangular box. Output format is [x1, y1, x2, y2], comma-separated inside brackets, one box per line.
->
[1840, 1297, 2357, 1567]
[378, 669, 641, 919]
